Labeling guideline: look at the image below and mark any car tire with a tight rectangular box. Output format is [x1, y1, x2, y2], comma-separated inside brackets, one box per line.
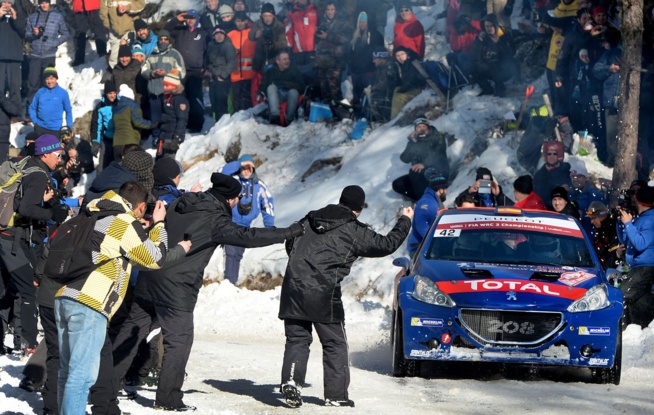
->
[392, 309, 421, 377]
[591, 320, 622, 385]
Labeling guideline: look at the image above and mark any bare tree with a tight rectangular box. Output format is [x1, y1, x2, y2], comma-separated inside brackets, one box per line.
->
[611, 0, 644, 201]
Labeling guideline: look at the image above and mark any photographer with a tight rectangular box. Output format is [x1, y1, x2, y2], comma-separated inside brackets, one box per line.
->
[24, 0, 69, 106]
[587, 201, 619, 270]
[314, 1, 352, 104]
[616, 186, 654, 328]
[454, 167, 513, 207]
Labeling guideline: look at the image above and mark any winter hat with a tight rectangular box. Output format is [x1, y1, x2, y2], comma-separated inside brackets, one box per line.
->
[513, 175, 533, 195]
[219, 5, 234, 17]
[118, 44, 132, 58]
[122, 151, 155, 192]
[358, 11, 368, 22]
[234, 11, 249, 21]
[570, 163, 588, 178]
[131, 44, 145, 57]
[158, 29, 171, 39]
[260, 2, 275, 15]
[153, 156, 182, 187]
[372, 46, 389, 59]
[587, 201, 609, 218]
[475, 167, 493, 181]
[134, 19, 148, 31]
[210, 172, 242, 199]
[424, 168, 448, 190]
[636, 186, 654, 207]
[394, 46, 410, 56]
[239, 154, 255, 168]
[413, 117, 429, 128]
[163, 68, 181, 89]
[59, 125, 72, 138]
[550, 186, 569, 202]
[339, 185, 366, 212]
[592, 5, 607, 16]
[104, 80, 117, 94]
[213, 27, 227, 36]
[34, 134, 62, 156]
[118, 84, 135, 100]
[43, 67, 58, 80]
[398, 0, 412, 10]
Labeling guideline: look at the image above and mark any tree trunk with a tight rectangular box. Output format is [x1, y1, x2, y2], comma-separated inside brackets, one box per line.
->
[611, 0, 644, 203]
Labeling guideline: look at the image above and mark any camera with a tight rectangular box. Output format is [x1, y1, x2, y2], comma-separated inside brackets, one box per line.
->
[263, 28, 273, 46]
[478, 180, 492, 194]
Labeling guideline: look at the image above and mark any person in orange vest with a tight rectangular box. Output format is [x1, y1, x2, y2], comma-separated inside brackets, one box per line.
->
[228, 12, 257, 111]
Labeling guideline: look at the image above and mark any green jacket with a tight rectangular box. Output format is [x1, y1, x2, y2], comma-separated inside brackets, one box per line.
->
[111, 96, 150, 147]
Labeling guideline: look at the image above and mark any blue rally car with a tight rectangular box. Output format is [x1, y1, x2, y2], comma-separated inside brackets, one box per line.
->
[392, 207, 623, 384]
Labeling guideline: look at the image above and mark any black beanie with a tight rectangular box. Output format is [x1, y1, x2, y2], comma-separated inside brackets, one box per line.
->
[118, 44, 132, 58]
[550, 186, 569, 202]
[104, 80, 117, 94]
[210, 172, 242, 199]
[513, 175, 533, 195]
[636, 186, 654, 207]
[153, 157, 182, 187]
[476, 167, 493, 181]
[339, 185, 366, 212]
[134, 19, 148, 32]
[261, 2, 275, 15]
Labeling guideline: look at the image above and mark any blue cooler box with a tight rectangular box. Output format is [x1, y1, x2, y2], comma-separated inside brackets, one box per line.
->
[309, 102, 333, 122]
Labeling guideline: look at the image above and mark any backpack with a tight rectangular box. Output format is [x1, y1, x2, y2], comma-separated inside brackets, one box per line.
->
[0, 157, 46, 229]
[42, 210, 109, 284]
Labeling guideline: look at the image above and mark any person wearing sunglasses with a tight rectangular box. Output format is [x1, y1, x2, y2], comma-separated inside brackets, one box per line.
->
[392, 1, 425, 59]
[533, 141, 572, 203]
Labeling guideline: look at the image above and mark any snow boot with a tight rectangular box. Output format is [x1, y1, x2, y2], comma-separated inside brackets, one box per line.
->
[325, 399, 355, 407]
[281, 383, 302, 408]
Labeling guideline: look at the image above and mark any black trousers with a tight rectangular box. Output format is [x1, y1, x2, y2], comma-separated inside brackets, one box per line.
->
[0, 124, 11, 163]
[73, 10, 107, 64]
[27, 56, 56, 104]
[281, 318, 350, 401]
[209, 79, 231, 122]
[392, 169, 428, 202]
[112, 297, 194, 409]
[183, 75, 204, 132]
[231, 80, 252, 113]
[621, 265, 654, 328]
[40, 306, 60, 414]
[0, 61, 22, 112]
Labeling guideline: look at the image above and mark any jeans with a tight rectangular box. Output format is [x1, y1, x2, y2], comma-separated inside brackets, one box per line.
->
[266, 84, 299, 121]
[224, 245, 245, 284]
[56, 297, 107, 415]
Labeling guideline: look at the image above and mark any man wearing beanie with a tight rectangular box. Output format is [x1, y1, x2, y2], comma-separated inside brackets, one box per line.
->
[513, 174, 546, 210]
[206, 26, 236, 122]
[454, 166, 513, 207]
[278, 186, 413, 408]
[407, 168, 447, 256]
[133, 18, 158, 58]
[0, 134, 70, 358]
[28, 67, 73, 137]
[617, 185, 654, 328]
[100, 0, 146, 68]
[549, 186, 579, 219]
[533, 141, 572, 203]
[91, 80, 119, 172]
[151, 157, 201, 205]
[110, 172, 304, 412]
[249, 2, 288, 73]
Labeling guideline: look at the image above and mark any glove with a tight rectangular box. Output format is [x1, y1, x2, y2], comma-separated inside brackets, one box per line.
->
[51, 204, 70, 224]
[286, 221, 305, 238]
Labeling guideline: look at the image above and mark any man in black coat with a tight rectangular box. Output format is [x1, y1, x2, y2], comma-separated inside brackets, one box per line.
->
[0, 93, 21, 162]
[0, 0, 26, 114]
[278, 185, 413, 408]
[110, 173, 304, 412]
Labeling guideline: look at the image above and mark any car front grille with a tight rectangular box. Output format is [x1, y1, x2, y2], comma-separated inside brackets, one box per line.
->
[459, 309, 564, 346]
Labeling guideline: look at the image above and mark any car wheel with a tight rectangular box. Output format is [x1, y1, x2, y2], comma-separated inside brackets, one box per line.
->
[591, 320, 622, 385]
[392, 309, 421, 377]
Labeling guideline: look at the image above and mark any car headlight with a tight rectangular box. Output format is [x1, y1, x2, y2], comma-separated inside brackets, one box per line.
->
[412, 275, 456, 307]
[567, 284, 610, 313]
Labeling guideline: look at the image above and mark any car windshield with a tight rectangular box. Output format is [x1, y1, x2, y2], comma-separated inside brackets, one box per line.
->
[426, 225, 595, 268]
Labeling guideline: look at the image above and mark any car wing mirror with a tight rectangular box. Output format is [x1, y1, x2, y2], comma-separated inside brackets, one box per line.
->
[393, 257, 410, 273]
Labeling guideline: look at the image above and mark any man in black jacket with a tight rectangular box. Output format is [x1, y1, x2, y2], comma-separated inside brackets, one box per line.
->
[260, 50, 305, 126]
[0, 0, 26, 113]
[278, 185, 413, 408]
[110, 172, 304, 412]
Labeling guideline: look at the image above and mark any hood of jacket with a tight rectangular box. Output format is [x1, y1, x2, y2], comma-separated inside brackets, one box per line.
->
[89, 161, 139, 194]
[85, 189, 135, 218]
[307, 204, 357, 234]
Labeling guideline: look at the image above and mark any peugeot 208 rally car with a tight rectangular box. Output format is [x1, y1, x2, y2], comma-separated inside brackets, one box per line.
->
[392, 207, 623, 384]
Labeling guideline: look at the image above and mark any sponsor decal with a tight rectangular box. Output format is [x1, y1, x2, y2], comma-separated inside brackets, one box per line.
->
[506, 291, 517, 301]
[588, 358, 610, 366]
[437, 279, 587, 300]
[435, 215, 583, 238]
[559, 271, 595, 286]
[411, 317, 444, 327]
[410, 349, 432, 357]
[578, 326, 610, 336]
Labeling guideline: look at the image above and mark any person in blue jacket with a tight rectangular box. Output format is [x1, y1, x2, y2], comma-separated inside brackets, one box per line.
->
[220, 154, 275, 284]
[90, 80, 118, 172]
[407, 168, 448, 257]
[28, 67, 73, 137]
[151, 156, 201, 206]
[616, 185, 654, 328]
[569, 162, 605, 242]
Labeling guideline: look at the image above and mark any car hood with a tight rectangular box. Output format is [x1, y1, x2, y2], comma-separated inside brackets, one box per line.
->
[412, 260, 605, 310]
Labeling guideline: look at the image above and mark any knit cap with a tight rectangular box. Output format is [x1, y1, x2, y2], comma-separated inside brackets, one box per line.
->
[339, 185, 366, 212]
[122, 151, 155, 192]
[118, 44, 132, 58]
[260, 2, 275, 15]
[211, 172, 242, 199]
[163, 68, 182, 89]
[513, 175, 533, 195]
[43, 67, 58, 80]
[636, 186, 654, 207]
[104, 80, 117, 94]
[424, 168, 448, 190]
[550, 186, 569, 202]
[34, 134, 62, 156]
[219, 4, 234, 17]
[153, 157, 182, 187]
[134, 19, 148, 31]
[587, 201, 609, 218]
[476, 167, 493, 181]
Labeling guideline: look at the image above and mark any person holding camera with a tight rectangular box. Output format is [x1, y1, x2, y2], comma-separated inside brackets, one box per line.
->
[249, 2, 288, 74]
[25, 0, 69, 106]
[454, 167, 514, 207]
[219, 154, 275, 284]
[616, 185, 654, 328]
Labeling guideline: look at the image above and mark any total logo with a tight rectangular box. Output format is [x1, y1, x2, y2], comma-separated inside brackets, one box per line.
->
[437, 279, 587, 300]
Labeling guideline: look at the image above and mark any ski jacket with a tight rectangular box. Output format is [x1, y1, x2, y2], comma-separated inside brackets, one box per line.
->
[285, 2, 318, 54]
[205, 37, 237, 81]
[592, 47, 621, 109]
[279, 204, 411, 323]
[25, 9, 69, 58]
[152, 184, 182, 206]
[515, 191, 547, 210]
[72, 0, 100, 12]
[533, 162, 572, 203]
[135, 190, 292, 312]
[28, 85, 73, 131]
[142, 46, 186, 96]
[250, 17, 288, 72]
[449, 20, 481, 53]
[100, 0, 145, 37]
[390, 48, 426, 93]
[160, 86, 189, 141]
[200, 8, 220, 33]
[399, 126, 450, 178]
[83, 161, 138, 206]
[135, 31, 158, 57]
[393, 14, 425, 59]
[259, 61, 305, 93]
[90, 95, 117, 143]
[0, 9, 27, 62]
[56, 191, 168, 319]
[407, 187, 440, 253]
[617, 209, 654, 268]
[314, 13, 352, 69]
[112, 59, 143, 102]
[164, 18, 209, 76]
[221, 161, 275, 228]
[228, 27, 256, 82]
[111, 96, 150, 146]
[569, 183, 605, 217]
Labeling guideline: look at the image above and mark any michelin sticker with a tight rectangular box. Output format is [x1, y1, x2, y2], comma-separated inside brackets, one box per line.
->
[411, 317, 444, 327]
[588, 358, 610, 366]
[578, 326, 610, 336]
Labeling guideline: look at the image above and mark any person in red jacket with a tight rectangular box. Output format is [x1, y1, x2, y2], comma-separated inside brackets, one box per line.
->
[393, 1, 425, 59]
[71, 0, 108, 66]
[228, 12, 257, 111]
[285, 0, 318, 67]
[446, 14, 480, 78]
[513, 175, 547, 210]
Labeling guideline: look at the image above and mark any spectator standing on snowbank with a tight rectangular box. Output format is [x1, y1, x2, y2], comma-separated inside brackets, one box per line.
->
[91, 80, 118, 171]
[157, 68, 189, 159]
[100, 0, 145, 69]
[249, 3, 288, 74]
[112, 84, 152, 159]
[71, 0, 108, 66]
[348, 11, 384, 109]
[393, 0, 425, 59]
[28, 67, 73, 137]
[314, 1, 351, 104]
[205, 27, 236, 122]
[278, 185, 413, 408]
[0, 0, 26, 113]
